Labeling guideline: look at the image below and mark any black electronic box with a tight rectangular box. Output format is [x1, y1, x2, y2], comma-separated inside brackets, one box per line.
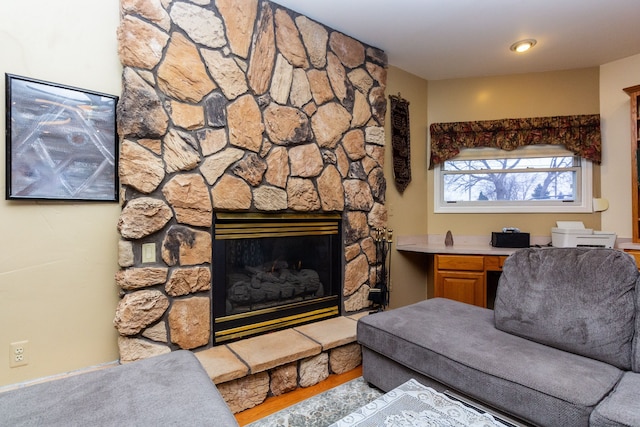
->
[491, 231, 530, 248]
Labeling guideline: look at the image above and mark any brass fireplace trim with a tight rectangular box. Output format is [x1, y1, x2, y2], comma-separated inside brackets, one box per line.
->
[216, 212, 341, 221]
[214, 212, 341, 239]
[215, 303, 339, 342]
[213, 212, 342, 343]
[217, 296, 338, 322]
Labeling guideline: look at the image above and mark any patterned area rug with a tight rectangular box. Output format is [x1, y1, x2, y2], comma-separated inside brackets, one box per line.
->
[247, 377, 384, 427]
[329, 379, 512, 427]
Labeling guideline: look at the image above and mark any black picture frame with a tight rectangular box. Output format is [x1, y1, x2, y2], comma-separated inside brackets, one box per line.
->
[5, 74, 119, 201]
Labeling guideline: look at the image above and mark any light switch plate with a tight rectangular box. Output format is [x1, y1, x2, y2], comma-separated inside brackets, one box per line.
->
[142, 243, 156, 263]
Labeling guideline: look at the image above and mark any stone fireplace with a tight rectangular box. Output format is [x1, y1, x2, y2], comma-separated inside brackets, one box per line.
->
[113, 0, 388, 362]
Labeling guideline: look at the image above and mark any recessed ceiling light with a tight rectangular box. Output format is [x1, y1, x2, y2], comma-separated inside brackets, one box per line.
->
[510, 39, 537, 53]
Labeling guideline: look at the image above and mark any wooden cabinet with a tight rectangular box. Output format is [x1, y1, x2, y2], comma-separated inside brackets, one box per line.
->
[624, 85, 640, 243]
[434, 254, 507, 308]
[436, 270, 485, 307]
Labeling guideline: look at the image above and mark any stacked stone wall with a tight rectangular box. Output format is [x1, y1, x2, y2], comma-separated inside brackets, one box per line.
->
[115, 0, 388, 360]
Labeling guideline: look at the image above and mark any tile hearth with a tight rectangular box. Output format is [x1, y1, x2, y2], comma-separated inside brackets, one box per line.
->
[196, 313, 367, 413]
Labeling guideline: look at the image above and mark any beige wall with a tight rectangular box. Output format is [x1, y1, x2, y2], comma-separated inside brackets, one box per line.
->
[427, 68, 602, 237]
[385, 68, 606, 305]
[600, 53, 640, 239]
[0, 0, 122, 386]
[384, 66, 430, 306]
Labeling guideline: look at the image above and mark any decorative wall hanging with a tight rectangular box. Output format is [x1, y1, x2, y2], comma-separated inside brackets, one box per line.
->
[429, 114, 601, 168]
[389, 93, 411, 193]
[5, 74, 119, 201]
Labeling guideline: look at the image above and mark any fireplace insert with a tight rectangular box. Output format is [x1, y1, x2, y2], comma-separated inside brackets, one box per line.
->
[212, 213, 342, 343]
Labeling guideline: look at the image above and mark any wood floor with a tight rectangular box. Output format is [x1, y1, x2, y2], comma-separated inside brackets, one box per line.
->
[234, 366, 363, 426]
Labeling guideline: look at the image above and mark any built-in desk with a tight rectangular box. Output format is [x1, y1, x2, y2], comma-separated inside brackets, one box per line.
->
[398, 235, 640, 308]
[396, 235, 548, 308]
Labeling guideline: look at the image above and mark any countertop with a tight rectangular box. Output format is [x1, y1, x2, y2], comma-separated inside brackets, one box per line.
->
[394, 234, 638, 256]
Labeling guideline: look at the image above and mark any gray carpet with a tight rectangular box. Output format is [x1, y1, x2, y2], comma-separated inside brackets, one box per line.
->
[247, 377, 384, 427]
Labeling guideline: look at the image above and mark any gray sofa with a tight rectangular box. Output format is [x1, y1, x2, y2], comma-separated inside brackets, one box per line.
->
[358, 247, 640, 426]
[0, 350, 238, 426]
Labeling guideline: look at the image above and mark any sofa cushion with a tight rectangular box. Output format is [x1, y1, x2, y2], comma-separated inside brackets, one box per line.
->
[0, 350, 238, 426]
[590, 372, 640, 426]
[495, 247, 637, 370]
[358, 298, 623, 427]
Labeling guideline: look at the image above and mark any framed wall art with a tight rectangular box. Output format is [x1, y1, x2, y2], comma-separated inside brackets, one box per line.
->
[5, 74, 119, 201]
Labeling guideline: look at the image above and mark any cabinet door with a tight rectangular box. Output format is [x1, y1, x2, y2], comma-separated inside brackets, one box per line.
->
[435, 270, 485, 307]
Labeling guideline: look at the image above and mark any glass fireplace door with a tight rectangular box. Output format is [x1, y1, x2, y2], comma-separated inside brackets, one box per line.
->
[212, 213, 341, 343]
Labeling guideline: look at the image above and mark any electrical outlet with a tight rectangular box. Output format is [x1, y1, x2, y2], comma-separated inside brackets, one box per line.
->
[10, 341, 28, 368]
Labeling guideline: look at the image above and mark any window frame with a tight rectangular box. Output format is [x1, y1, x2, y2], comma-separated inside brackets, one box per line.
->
[433, 145, 593, 214]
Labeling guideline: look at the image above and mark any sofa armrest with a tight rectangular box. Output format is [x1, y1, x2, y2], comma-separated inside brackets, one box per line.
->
[590, 372, 640, 427]
[0, 350, 238, 426]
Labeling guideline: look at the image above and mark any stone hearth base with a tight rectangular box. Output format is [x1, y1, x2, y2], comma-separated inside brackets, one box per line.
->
[195, 313, 367, 413]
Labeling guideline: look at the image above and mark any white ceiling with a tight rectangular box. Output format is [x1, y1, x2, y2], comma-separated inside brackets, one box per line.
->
[273, 0, 640, 80]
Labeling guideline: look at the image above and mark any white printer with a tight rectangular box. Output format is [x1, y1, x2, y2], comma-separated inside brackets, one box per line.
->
[551, 221, 617, 248]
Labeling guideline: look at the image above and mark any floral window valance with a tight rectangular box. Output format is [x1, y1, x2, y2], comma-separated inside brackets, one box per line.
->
[429, 114, 601, 168]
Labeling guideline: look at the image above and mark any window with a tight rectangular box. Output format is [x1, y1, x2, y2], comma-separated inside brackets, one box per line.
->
[434, 146, 592, 213]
